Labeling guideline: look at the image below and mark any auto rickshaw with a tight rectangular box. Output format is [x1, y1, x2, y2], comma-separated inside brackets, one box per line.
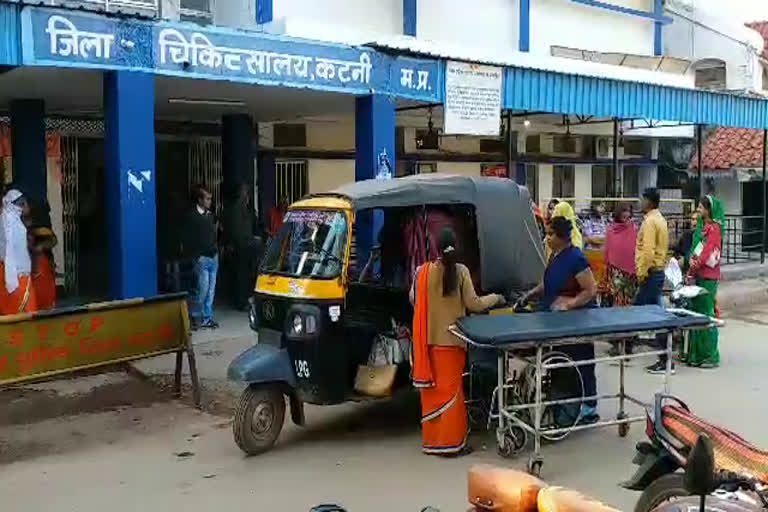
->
[227, 174, 545, 455]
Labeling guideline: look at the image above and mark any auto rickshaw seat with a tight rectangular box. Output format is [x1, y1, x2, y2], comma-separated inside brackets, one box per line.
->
[661, 405, 768, 483]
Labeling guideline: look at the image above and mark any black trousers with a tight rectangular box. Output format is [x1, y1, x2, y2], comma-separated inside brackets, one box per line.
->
[558, 343, 597, 408]
[232, 243, 260, 308]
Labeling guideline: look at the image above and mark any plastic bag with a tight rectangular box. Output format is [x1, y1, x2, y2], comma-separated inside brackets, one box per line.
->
[665, 257, 683, 289]
[367, 320, 412, 367]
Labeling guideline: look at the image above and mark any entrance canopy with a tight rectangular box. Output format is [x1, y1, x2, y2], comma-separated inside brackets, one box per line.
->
[372, 36, 768, 131]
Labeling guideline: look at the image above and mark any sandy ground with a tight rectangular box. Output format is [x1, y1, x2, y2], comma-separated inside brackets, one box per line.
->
[1, 307, 767, 512]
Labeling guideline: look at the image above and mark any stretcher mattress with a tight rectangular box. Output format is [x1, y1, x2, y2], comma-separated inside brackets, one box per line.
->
[455, 305, 710, 347]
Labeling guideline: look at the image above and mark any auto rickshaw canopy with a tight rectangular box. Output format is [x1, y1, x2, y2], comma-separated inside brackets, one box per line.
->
[314, 174, 546, 292]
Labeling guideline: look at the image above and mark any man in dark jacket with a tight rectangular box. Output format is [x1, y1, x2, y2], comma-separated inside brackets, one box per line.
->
[183, 186, 219, 329]
[226, 184, 261, 310]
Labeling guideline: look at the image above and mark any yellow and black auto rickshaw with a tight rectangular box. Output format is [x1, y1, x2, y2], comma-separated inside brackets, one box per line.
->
[227, 174, 545, 455]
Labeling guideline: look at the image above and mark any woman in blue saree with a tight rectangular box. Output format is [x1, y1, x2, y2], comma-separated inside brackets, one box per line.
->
[522, 216, 600, 422]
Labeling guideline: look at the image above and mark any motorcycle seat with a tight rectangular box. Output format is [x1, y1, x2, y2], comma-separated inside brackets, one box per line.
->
[662, 405, 768, 483]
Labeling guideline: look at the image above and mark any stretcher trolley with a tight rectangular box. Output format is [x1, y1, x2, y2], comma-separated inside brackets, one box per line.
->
[449, 305, 715, 477]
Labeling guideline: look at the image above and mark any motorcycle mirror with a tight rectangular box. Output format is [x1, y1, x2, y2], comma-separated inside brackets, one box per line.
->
[684, 434, 717, 496]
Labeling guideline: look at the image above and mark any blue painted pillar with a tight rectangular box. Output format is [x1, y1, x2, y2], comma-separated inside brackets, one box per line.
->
[256, 0, 273, 24]
[103, 70, 157, 299]
[222, 114, 254, 201]
[10, 99, 46, 204]
[519, 0, 531, 52]
[653, 0, 663, 56]
[403, 0, 417, 36]
[355, 94, 395, 270]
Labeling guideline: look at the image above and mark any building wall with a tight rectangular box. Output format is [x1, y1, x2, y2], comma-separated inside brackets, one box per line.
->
[665, 2, 764, 91]
[417, 0, 518, 52]
[307, 159, 354, 194]
[530, 0, 656, 56]
[265, 0, 401, 44]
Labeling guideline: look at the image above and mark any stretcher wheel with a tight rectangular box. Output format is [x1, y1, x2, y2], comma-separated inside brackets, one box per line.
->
[617, 413, 629, 438]
[527, 456, 543, 477]
[497, 427, 527, 458]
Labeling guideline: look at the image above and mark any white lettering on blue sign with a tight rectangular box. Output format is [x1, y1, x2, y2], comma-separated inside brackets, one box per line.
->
[399, 67, 430, 91]
[46, 15, 115, 60]
[158, 28, 372, 85]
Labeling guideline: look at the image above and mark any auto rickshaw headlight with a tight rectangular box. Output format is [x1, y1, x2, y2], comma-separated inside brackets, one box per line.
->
[305, 314, 317, 334]
[291, 314, 303, 335]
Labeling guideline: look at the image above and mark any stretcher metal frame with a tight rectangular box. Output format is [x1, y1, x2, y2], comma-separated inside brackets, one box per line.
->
[449, 317, 715, 477]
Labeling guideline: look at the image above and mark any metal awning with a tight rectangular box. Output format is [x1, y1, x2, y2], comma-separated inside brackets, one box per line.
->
[370, 36, 768, 130]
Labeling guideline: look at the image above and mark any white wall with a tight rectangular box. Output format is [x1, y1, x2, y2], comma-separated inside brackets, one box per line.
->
[665, 2, 764, 91]
[267, 0, 401, 45]
[531, 0, 655, 56]
[435, 162, 481, 177]
[417, 0, 518, 53]
[308, 159, 355, 194]
[713, 179, 742, 216]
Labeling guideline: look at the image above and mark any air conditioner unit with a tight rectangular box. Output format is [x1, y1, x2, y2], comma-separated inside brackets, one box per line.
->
[595, 137, 614, 159]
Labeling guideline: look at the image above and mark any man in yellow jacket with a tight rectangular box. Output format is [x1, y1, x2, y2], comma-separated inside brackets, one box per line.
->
[633, 188, 670, 374]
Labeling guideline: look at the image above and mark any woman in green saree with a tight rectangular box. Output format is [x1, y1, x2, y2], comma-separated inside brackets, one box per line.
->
[685, 196, 723, 368]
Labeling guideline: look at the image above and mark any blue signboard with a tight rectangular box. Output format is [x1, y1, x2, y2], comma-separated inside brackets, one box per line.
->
[21, 7, 442, 102]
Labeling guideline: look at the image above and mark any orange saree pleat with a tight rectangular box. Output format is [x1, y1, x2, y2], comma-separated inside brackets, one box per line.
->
[420, 346, 467, 454]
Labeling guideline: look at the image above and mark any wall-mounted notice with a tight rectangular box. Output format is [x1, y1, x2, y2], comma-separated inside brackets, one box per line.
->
[443, 61, 502, 136]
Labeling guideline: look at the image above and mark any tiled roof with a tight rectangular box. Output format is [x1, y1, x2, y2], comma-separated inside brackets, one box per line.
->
[746, 21, 768, 59]
[691, 127, 765, 171]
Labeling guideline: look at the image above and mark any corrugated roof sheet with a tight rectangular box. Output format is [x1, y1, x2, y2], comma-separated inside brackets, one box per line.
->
[369, 35, 694, 89]
[0, 3, 21, 66]
[371, 36, 768, 129]
[504, 67, 768, 129]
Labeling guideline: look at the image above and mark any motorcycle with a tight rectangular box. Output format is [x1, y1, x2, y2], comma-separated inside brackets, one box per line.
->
[652, 434, 768, 512]
[623, 394, 768, 512]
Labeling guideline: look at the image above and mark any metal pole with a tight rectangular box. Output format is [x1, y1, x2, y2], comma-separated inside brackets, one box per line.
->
[762, 129, 766, 264]
[697, 124, 704, 199]
[505, 110, 514, 180]
[613, 118, 619, 197]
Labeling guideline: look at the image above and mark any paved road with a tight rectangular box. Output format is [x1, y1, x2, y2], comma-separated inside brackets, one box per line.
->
[1, 307, 767, 512]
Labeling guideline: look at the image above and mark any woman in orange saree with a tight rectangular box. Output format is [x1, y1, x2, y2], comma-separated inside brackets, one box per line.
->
[0, 189, 37, 315]
[411, 228, 502, 456]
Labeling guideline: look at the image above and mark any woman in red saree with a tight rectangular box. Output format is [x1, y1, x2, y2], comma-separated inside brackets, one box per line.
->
[411, 228, 502, 456]
[0, 189, 37, 315]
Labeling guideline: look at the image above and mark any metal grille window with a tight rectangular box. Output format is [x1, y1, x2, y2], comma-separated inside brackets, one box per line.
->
[180, 0, 212, 22]
[60, 136, 79, 295]
[622, 166, 640, 198]
[552, 165, 575, 198]
[189, 139, 223, 214]
[275, 160, 308, 204]
[592, 165, 616, 198]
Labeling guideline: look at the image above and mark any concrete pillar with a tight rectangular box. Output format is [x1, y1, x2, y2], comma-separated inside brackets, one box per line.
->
[222, 114, 254, 202]
[257, 153, 275, 230]
[355, 94, 395, 270]
[10, 99, 46, 204]
[103, 70, 157, 299]
[574, 164, 592, 212]
[538, 164, 554, 202]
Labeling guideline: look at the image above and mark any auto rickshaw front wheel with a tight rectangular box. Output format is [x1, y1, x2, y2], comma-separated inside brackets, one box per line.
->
[233, 384, 285, 456]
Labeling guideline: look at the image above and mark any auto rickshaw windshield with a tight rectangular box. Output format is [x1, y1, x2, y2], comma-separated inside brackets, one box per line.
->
[260, 209, 348, 279]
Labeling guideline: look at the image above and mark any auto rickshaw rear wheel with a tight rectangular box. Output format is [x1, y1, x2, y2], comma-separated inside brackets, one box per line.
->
[233, 384, 285, 456]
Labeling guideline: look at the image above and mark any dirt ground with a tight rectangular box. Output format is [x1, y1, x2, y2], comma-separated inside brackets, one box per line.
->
[2, 308, 768, 512]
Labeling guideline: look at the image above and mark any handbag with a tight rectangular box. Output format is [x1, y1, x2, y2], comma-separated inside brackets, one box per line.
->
[353, 364, 397, 397]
